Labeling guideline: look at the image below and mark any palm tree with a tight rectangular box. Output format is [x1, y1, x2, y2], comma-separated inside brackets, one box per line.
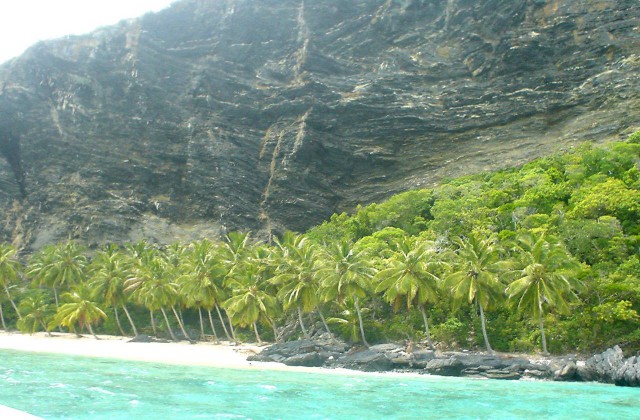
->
[0, 243, 24, 322]
[163, 243, 193, 342]
[219, 232, 252, 341]
[50, 285, 107, 339]
[28, 242, 87, 308]
[88, 244, 139, 336]
[178, 239, 230, 342]
[224, 261, 279, 345]
[272, 232, 330, 338]
[444, 233, 506, 354]
[374, 238, 442, 349]
[17, 292, 54, 335]
[125, 248, 181, 341]
[505, 231, 582, 355]
[318, 241, 376, 346]
[327, 303, 372, 343]
[220, 232, 251, 275]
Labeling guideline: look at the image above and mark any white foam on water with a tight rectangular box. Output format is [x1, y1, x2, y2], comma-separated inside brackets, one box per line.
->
[88, 387, 116, 395]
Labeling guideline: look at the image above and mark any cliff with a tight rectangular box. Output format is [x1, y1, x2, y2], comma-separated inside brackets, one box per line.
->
[1, 0, 639, 248]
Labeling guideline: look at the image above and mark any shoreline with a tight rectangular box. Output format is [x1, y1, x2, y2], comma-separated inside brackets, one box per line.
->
[0, 331, 275, 370]
[0, 331, 419, 378]
[2, 331, 636, 387]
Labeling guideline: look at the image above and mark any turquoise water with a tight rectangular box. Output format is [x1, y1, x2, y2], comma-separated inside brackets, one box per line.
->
[1, 350, 638, 419]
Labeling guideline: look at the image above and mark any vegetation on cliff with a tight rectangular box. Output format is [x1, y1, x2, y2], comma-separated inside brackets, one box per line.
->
[1, 133, 639, 355]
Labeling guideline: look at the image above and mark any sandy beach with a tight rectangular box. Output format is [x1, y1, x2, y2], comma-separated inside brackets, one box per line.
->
[0, 331, 272, 370]
[0, 331, 429, 380]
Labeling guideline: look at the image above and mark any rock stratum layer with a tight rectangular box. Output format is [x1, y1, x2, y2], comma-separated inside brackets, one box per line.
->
[1, 0, 639, 247]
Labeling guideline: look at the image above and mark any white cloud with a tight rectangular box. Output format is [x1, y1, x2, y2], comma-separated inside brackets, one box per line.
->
[0, 0, 176, 64]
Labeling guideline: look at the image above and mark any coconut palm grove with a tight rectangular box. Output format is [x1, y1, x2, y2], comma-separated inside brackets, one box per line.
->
[1, 134, 640, 356]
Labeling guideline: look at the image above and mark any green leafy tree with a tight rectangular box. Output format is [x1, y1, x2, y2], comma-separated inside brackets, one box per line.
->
[178, 239, 231, 342]
[327, 303, 372, 343]
[88, 244, 139, 336]
[319, 241, 376, 346]
[225, 261, 279, 344]
[17, 292, 54, 335]
[374, 238, 442, 349]
[0, 243, 24, 323]
[219, 232, 252, 341]
[28, 242, 87, 308]
[506, 232, 583, 354]
[444, 233, 506, 353]
[50, 285, 107, 339]
[162, 243, 193, 342]
[272, 232, 330, 338]
[125, 246, 181, 341]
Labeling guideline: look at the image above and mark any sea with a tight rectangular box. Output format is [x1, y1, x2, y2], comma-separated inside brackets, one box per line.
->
[0, 349, 638, 419]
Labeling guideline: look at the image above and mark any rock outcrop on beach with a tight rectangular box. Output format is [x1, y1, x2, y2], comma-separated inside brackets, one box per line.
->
[578, 345, 640, 386]
[249, 339, 583, 382]
[253, 340, 640, 386]
[1, 0, 640, 247]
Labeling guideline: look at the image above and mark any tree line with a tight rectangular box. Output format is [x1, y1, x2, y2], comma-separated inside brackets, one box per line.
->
[1, 133, 640, 355]
[0, 227, 584, 356]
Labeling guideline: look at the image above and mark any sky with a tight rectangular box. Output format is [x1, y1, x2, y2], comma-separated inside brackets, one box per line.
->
[0, 0, 177, 64]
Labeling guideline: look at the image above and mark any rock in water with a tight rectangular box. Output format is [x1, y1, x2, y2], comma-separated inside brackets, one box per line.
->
[1, 0, 639, 246]
[579, 345, 625, 383]
[613, 356, 640, 387]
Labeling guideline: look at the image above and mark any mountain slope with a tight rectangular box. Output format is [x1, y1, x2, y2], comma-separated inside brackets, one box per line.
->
[0, 0, 639, 248]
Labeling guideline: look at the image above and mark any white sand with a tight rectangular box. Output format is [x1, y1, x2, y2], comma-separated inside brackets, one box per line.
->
[0, 331, 427, 380]
[0, 331, 272, 370]
[0, 404, 43, 419]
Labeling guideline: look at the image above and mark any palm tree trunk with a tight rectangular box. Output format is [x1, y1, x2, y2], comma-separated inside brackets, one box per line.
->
[160, 308, 178, 341]
[207, 309, 219, 343]
[122, 305, 139, 336]
[215, 304, 232, 341]
[419, 303, 435, 350]
[171, 306, 192, 342]
[226, 311, 237, 343]
[317, 308, 332, 336]
[4, 285, 21, 319]
[0, 303, 6, 330]
[53, 288, 63, 333]
[477, 300, 493, 354]
[354, 297, 369, 347]
[113, 307, 126, 336]
[539, 306, 548, 355]
[297, 307, 310, 338]
[150, 310, 157, 336]
[87, 323, 100, 340]
[253, 321, 262, 345]
[198, 308, 205, 340]
[178, 308, 187, 328]
[270, 318, 280, 343]
[39, 319, 52, 336]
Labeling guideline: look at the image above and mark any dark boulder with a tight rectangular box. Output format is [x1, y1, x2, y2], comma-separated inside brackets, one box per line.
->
[578, 346, 625, 383]
[425, 357, 466, 376]
[613, 356, 640, 387]
[338, 349, 394, 372]
[425, 352, 532, 378]
[483, 369, 522, 380]
[247, 338, 348, 366]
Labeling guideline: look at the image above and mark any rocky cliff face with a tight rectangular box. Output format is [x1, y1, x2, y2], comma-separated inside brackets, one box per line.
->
[1, 0, 639, 248]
